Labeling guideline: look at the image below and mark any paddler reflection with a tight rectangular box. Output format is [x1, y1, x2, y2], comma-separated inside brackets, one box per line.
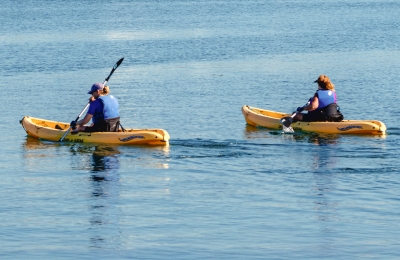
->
[22, 138, 122, 248]
[67, 144, 121, 194]
[89, 145, 120, 181]
[69, 144, 121, 249]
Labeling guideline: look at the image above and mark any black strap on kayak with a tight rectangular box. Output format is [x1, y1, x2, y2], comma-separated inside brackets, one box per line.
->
[119, 122, 126, 132]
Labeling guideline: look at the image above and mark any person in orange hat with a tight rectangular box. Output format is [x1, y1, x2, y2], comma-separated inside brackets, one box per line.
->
[292, 75, 343, 122]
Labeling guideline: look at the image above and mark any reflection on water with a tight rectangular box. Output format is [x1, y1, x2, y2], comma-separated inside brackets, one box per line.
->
[22, 136, 170, 170]
[242, 125, 283, 141]
[69, 144, 122, 249]
[293, 132, 340, 146]
[69, 145, 121, 180]
[22, 136, 48, 150]
[243, 125, 341, 146]
[22, 138, 122, 249]
[21, 137, 171, 250]
[243, 126, 389, 238]
[243, 126, 340, 227]
[21, 137, 65, 170]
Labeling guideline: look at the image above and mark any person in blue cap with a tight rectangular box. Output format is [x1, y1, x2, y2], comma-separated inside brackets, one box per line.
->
[71, 82, 120, 132]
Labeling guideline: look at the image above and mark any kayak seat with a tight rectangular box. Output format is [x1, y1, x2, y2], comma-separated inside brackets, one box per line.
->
[104, 117, 122, 132]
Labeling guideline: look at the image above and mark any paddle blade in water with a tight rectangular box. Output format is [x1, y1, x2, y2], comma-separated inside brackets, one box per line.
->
[282, 125, 295, 133]
[281, 117, 293, 128]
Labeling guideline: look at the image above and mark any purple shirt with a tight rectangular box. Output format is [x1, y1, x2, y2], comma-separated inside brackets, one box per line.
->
[87, 99, 104, 123]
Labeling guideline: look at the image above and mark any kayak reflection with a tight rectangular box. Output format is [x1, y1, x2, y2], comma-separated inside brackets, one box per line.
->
[69, 144, 120, 178]
[22, 136, 170, 171]
[21, 137, 171, 250]
[293, 132, 340, 146]
[21, 137, 122, 248]
[243, 125, 341, 145]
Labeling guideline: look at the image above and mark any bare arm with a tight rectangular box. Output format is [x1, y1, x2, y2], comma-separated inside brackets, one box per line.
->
[76, 113, 93, 126]
[303, 96, 319, 111]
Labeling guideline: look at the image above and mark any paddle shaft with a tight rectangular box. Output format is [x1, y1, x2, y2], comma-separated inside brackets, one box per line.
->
[59, 58, 124, 141]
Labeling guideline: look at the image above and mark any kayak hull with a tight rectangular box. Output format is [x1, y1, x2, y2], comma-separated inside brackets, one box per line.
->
[20, 116, 170, 145]
[242, 105, 386, 135]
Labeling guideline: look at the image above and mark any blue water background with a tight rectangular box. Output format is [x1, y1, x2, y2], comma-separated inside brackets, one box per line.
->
[1, 0, 400, 259]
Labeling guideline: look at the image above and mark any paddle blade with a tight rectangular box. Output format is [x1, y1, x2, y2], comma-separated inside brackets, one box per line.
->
[114, 57, 124, 69]
[104, 57, 124, 83]
[282, 125, 295, 133]
[280, 117, 293, 128]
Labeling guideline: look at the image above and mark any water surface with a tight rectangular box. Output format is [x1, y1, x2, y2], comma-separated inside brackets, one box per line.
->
[1, 0, 400, 259]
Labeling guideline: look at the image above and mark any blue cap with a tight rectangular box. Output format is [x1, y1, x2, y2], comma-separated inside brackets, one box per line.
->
[88, 83, 104, 94]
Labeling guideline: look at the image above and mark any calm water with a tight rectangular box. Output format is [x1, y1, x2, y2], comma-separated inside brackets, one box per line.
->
[1, 0, 400, 259]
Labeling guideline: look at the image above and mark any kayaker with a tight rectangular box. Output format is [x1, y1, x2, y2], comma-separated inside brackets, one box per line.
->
[71, 83, 120, 132]
[292, 75, 343, 122]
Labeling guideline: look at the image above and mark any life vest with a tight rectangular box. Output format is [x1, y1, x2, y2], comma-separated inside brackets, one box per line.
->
[99, 95, 119, 119]
[317, 90, 337, 109]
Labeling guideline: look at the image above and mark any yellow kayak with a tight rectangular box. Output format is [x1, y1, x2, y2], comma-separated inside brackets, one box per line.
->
[242, 105, 386, 135]
[20, 116, 170, 145]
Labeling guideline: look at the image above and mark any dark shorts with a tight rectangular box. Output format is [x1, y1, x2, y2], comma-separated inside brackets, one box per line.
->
[83, 121, 105, 132]
[302, 110, 326, 122]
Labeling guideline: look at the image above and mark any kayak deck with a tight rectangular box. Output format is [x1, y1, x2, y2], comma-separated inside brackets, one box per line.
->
[242, 105, 386, 135]
[20, 116, 170, 145]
